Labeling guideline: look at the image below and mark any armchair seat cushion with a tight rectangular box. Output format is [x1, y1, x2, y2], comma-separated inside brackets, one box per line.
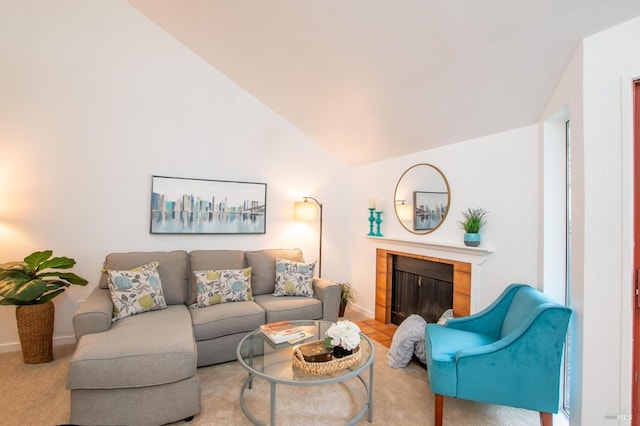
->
[426, 324, 496, 363]
[425, 324, 496, 397]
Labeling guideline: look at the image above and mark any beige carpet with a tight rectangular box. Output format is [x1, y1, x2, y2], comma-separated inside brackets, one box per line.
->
[0, 341, 540, 426]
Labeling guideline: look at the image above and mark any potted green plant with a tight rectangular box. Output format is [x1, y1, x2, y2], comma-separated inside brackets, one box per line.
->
[338, 282, 355, 317]
[0, 250, 88, 363]
[458, 207, 488, 247]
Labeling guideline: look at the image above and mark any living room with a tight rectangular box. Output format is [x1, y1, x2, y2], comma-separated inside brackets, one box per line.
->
[2, 1, 640, 425]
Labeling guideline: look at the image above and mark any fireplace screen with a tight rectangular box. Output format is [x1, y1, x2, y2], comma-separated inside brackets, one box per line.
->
[391, 255, 454, 325]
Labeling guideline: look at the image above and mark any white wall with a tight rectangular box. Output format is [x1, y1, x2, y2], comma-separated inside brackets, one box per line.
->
[540, 15, 640, 425]
[0, 0, 350, 350]
[581, 16, 640, 425]
[348, 125, 540, 317]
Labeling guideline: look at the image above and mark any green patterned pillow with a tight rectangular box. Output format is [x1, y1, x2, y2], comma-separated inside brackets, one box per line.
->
[192, 267, 253, 308]
[273, 258, 316, 297]
[106, 261, 167, 322]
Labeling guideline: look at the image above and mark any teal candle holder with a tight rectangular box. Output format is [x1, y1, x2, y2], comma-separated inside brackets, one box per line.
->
[375, 211, 383, 237]
[367, 208, 376, 236]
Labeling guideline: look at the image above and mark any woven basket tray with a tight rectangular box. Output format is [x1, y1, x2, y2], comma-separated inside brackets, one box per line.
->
[292, 342, 361, 375]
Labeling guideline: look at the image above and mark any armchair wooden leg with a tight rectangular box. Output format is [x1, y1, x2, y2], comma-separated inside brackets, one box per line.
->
[540, 412, 552, 426]
[435, 394, 443, 426]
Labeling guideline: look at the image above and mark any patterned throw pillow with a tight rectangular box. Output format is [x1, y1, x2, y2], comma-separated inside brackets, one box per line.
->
[106, 261, 167, 322]
[273, 258, 316, 297]
[192, 267, 253, 308]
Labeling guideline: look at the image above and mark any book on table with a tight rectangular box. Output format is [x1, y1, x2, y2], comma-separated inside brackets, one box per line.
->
[260, 321, 306, 344]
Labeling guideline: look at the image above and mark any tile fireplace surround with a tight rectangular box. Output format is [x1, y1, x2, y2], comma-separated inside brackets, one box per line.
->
[375, 248, 472, 323]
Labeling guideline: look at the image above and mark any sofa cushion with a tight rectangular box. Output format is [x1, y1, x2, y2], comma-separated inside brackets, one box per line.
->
[99, 251, 189, 305]
[67, 305, 196, 390]
[273, 258, 316, 297]
[190, 300, 265, 341]
[106, 261, 167, 322]
[245, 249, 305, 295]
[192, 267, 253, 307]
[253, 294, 322, 323]
[188, 250, 246, 305]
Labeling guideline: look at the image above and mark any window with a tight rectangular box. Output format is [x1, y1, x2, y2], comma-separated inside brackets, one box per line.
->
[543, 109, 572, 421]
[562, 120, 572, 416]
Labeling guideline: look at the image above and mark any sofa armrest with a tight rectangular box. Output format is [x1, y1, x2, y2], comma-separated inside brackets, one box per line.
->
[72, 285, 113, 341]
[313, 278, 340, 323]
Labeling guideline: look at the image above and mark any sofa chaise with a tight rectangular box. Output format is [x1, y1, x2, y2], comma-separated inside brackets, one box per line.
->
[66, 248, 340, 426]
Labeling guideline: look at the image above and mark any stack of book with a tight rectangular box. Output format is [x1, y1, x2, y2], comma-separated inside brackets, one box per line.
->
[260, 321, 307, 344]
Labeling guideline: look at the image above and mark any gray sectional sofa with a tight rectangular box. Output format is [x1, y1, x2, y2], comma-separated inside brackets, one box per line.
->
[66, 248, 340, 426]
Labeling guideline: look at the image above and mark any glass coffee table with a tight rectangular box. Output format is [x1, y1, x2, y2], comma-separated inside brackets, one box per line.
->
[236, 320, 374, 425]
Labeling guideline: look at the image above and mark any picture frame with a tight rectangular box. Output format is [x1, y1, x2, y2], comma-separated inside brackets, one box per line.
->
[413, 191, 448, 231]
[150, 176, 267, 234]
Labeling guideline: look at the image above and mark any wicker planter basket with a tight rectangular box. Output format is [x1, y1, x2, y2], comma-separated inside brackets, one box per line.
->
[16, 301, 54, 364]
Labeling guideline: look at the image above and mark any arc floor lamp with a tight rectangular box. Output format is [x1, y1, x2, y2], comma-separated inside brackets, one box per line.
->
[294, 196, 323, 278]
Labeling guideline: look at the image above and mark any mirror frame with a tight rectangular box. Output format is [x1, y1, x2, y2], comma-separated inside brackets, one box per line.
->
[393, 163, 451, 235]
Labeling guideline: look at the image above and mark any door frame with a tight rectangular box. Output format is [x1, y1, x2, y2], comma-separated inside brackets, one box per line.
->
[633, 80, 640, 425]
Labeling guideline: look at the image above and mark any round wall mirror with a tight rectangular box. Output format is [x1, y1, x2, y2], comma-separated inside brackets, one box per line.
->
[394, 163, 450, 234]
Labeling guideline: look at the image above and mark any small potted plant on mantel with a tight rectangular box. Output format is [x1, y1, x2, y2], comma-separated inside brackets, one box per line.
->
[0, 250, 88, 363]
[458, 207, 488, 247]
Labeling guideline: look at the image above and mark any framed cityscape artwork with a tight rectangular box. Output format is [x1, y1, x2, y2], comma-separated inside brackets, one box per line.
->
[413, 191, 448, 231]
[150, 176, 267, 234]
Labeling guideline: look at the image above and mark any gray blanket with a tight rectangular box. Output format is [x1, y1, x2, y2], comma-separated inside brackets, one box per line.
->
[387, 310, 454, 368]
[387, 314, 427, 368]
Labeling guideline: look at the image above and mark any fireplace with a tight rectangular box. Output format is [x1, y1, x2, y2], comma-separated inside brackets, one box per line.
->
[375, 249, 471, 324]
[391, 255, 454, 324]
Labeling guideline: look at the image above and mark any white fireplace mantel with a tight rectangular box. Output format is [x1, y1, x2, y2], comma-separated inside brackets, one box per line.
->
[365, 235, 493, 257]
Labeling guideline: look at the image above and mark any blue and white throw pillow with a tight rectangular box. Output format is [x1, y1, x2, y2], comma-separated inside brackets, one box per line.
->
[106, 261, 167, 322]
[273, 258, 316, 297]
[192, 267, 253, 308]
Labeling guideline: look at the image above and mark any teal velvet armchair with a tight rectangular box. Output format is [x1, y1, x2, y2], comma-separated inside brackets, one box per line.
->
[424, 284, 572, 426]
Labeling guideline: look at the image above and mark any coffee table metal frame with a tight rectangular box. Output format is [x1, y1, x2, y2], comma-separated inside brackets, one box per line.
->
[236, 320, 374, 426]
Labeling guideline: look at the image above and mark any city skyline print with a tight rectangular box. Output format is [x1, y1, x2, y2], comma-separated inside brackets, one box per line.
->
[150, 176, 267, 234]
[413, 191, 448, 231]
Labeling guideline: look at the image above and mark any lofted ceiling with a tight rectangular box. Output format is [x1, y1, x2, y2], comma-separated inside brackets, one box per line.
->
[128, 0, 640, 166]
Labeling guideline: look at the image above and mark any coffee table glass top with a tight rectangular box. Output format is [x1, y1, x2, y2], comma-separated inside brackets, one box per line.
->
[237, 320, 373, 384]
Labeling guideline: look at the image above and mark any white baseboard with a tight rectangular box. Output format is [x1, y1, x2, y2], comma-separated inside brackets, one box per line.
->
[0, 335, 77, 354]
[349, 303, 373, 318]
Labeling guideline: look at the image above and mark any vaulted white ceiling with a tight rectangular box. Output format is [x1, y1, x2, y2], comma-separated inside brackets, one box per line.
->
[128, 0, 640, 166]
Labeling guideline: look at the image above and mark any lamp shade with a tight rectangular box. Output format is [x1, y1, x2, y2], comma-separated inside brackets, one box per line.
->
[397, 203, 413, 221]
[295, 201, 318, 221]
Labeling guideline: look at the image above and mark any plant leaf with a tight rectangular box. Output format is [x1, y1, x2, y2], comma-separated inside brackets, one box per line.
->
[23, 250, 53, 270]
[0, 261, 28, 271]
[38, 256, 75, 271]
[38, 272, 88, 286]
[43, 281, 67, 291]
[0, 297, 27, 305]
[0, 277, 47, 302]
[39, 288, 65, 303]
[0, 270, 31, 286]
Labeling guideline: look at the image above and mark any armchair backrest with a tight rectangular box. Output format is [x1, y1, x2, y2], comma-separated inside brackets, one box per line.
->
[500, 286, 568, 338]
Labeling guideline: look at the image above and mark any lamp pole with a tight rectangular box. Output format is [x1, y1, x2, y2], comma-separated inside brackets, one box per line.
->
[303, 196, 323, 278]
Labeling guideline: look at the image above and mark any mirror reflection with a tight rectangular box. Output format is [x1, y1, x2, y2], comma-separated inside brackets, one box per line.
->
[394, 163, 450, 234]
